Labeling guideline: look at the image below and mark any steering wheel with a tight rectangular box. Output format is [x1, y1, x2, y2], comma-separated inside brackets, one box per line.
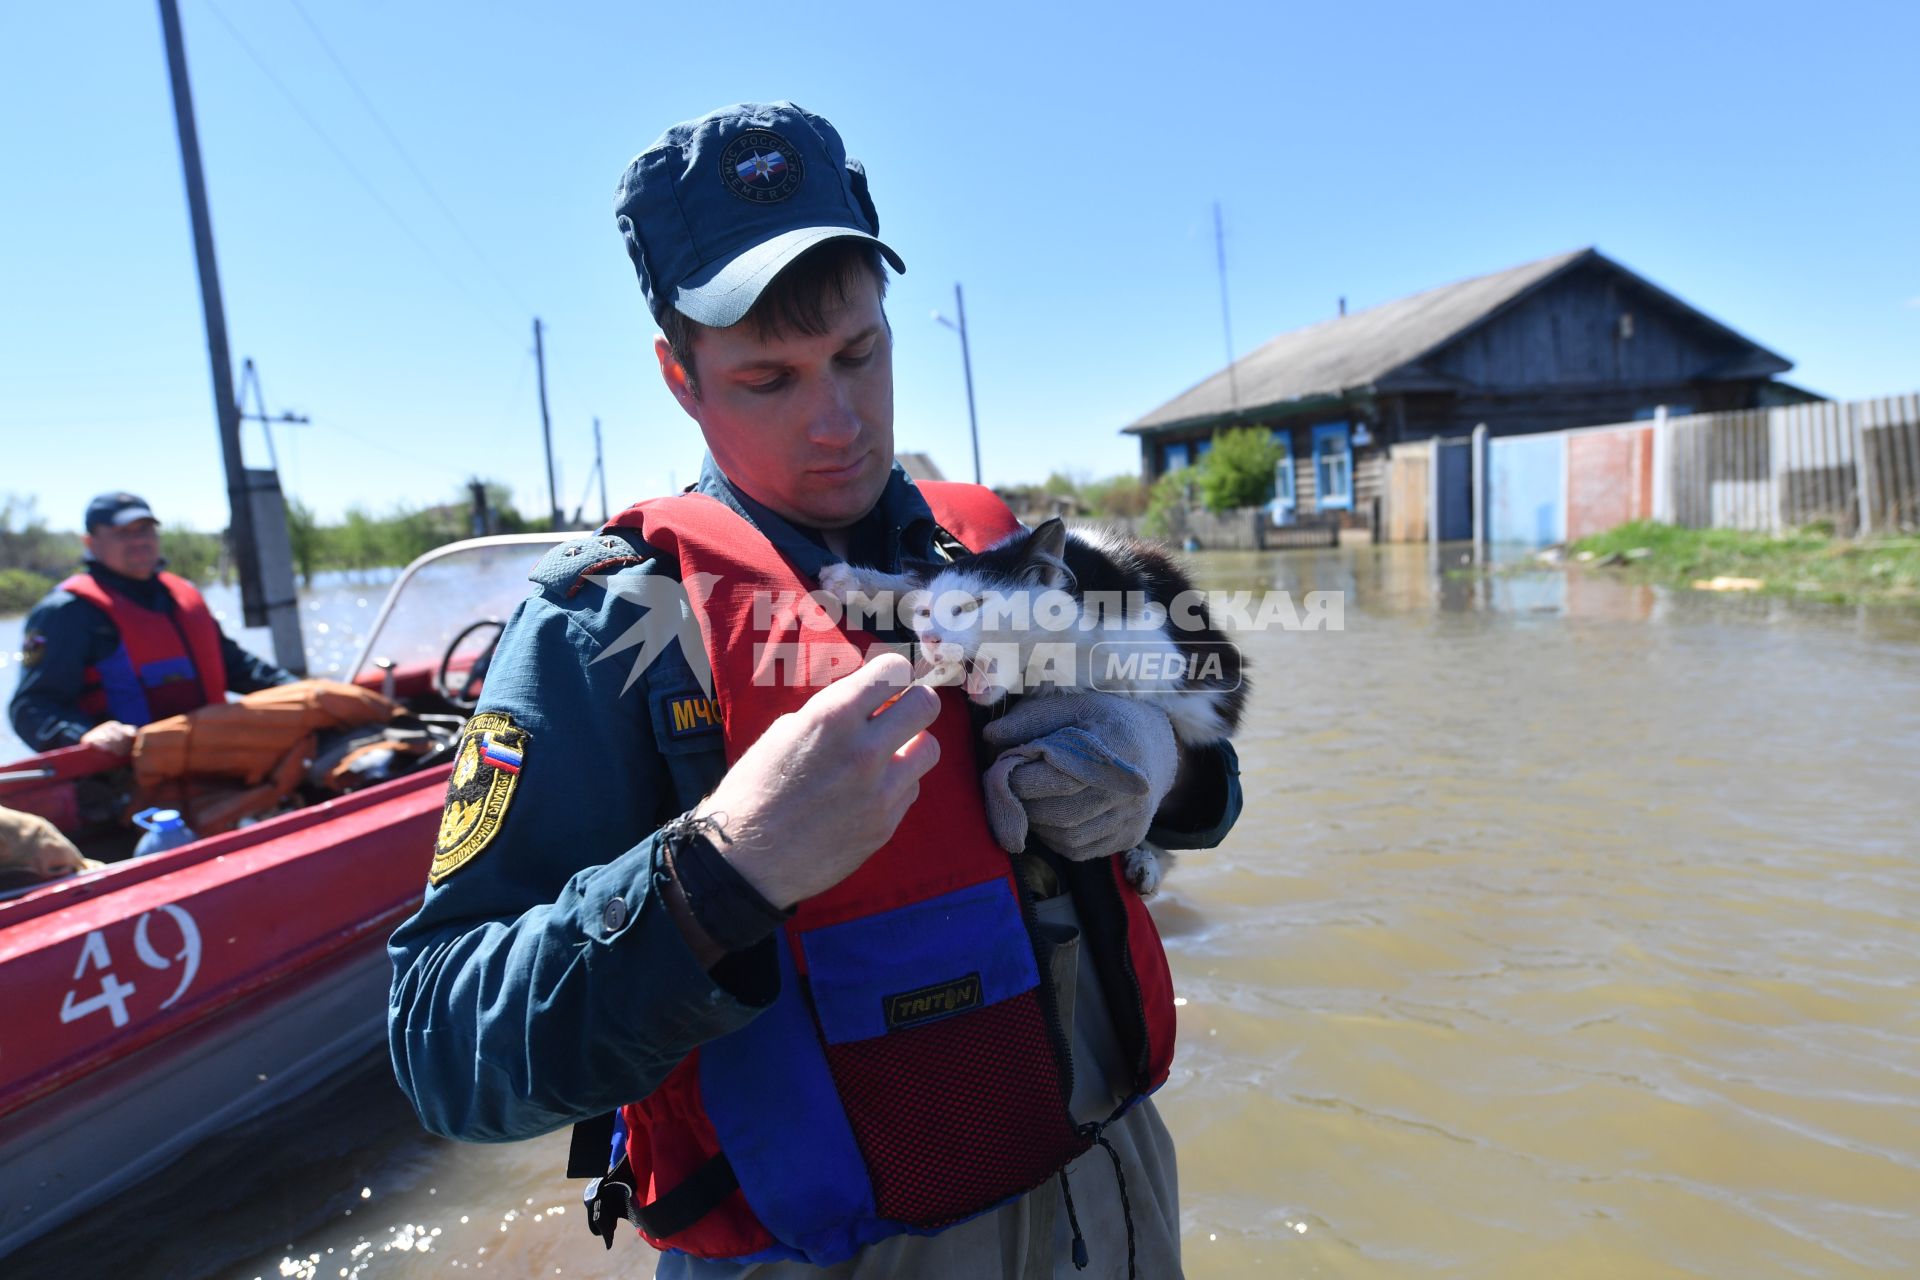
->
[437, 619, 506, 711]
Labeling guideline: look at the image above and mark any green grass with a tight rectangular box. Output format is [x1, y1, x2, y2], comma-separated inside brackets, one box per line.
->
[1568, 520, 1920, 605]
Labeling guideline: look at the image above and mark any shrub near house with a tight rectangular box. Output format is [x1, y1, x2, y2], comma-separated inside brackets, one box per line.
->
[1196, 428, 1284, 512]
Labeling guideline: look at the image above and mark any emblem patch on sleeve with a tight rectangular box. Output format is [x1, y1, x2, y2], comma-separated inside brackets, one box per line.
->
[663, 694, 722, 742]
[431, 712, 530, 884]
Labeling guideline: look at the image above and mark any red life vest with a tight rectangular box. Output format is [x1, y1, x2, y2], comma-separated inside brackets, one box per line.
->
[58, 570, 227, 726]
[600, 481, 1177, 1267]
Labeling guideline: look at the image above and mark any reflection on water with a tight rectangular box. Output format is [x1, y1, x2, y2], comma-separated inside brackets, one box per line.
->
[6, 545, 1920, 1278]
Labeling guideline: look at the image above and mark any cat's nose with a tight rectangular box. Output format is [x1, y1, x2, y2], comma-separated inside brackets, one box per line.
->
[920, 631, 943, 648]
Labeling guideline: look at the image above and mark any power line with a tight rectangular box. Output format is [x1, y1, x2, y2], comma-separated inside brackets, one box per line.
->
[281, 0, 536, 318]
[194, 0, 524, 349]
[308, 418, 463, 474]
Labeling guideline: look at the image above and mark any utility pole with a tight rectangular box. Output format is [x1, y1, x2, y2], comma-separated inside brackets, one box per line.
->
[534, 318, 560, 528]
[158, 0, 253, 612]
[933, 285, 983, 485]
[1214, 201, 1239, 410]
[157, 0, 305, 672]
[468, 478, 491, 537]
[593, 417, 609, 525]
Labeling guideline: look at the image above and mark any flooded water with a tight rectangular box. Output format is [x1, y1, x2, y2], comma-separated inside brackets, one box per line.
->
[7, 546, 1920, 1278]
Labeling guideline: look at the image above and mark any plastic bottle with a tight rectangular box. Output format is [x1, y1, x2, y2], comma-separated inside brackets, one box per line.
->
[132, 808, 197, 857]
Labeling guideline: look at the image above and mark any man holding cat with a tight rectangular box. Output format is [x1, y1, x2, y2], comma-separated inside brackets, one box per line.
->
[388, 102, 1242, 1277]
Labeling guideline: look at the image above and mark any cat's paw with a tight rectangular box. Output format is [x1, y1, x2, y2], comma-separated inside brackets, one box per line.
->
[817, 562, 861, 600]
[1124, 845, 1164, 896]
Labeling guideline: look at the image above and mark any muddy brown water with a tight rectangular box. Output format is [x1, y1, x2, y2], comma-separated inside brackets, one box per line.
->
[6, 546, 1920, 1279]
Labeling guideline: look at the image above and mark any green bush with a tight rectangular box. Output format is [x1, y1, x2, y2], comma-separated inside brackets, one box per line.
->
[1196, 427, 1283, 513]
[1, 494, 83, 578]
[0, 567, 54, 615]
[1080, 474, 1149, 518]
[287, 498, 322, 585]
[4, 480, 541, 593]
[1142, 467, 1198, 541]
[160, 527, 227, 583]
[1022, 470, 1150, 520]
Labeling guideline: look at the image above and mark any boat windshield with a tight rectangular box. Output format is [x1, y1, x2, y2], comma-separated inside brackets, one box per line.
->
[348, 534, 567, 685]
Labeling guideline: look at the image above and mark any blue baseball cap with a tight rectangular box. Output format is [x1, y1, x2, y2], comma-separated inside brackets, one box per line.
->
[614, 101, 905, 328]
[84, 492, 158, 532]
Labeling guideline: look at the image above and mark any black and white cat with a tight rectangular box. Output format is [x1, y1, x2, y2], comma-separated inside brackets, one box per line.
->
[818, 517, 1247, 893]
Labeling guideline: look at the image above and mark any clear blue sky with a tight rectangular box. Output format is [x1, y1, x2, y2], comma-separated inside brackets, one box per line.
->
[3, 0, 1915, 532]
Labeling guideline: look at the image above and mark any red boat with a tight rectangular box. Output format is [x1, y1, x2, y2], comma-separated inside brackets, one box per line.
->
[0, 533, 563, 1259]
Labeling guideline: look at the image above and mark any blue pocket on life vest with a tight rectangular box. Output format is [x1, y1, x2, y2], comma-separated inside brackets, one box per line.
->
[800, 880, 1084, 1229]
[800, 880, 1040, 1044]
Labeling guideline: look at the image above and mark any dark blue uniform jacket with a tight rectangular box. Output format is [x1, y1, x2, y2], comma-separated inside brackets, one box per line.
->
[8, 561, 296, 752]
[386, 460, 1242, 1143]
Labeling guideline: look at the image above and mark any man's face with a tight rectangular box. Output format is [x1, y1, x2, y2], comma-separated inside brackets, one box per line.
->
[85, 518, 162, 580]
[659, 270, 894, 530]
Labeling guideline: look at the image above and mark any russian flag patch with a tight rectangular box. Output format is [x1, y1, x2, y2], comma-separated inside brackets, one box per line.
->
[480, 733, 523, 774]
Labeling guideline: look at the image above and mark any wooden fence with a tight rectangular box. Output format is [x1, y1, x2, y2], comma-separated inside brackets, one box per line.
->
[1382, 392, 1920, 544]
[1665, 393, 1920, 535]
[1857, 393, 1920, 533]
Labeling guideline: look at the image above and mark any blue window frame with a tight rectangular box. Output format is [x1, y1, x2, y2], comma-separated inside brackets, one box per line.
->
[1312, 422, 1353, 511]
[1194, 439, 1214, 459]
[1162, 441, 1191, 472]
[1270, 431, 1296, 522]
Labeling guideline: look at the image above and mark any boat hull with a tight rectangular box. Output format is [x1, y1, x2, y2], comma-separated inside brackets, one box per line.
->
[0, 931, 393, 1258]
[0, 765, 446, 1258]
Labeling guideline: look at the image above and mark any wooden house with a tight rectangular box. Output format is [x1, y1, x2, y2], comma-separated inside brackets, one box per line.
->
[1122, 248, 1820, 529]
[895, 451, 947, 483]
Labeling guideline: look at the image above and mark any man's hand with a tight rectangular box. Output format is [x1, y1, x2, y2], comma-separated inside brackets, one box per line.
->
[980, 693, 1178, 860]
[79, 720, 136, 757]
[693, 653, 941, 908]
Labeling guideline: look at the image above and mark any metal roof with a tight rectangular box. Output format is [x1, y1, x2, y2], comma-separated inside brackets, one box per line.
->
[895, 451, 946, 482]
[1124, 248, 1787, 434]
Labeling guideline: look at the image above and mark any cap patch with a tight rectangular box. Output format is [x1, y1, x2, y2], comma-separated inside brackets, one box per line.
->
[430, 711, 529, 883]
[720, 129, 803, 204]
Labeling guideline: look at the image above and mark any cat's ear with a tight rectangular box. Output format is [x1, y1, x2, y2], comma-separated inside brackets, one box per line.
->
[1028, 517, 1068, 561]
[1021, 518, 1075, 592]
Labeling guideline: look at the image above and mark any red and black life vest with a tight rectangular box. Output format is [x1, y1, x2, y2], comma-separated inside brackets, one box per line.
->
[58, 570, 227, 726]
[596, 481, 1177, 1267]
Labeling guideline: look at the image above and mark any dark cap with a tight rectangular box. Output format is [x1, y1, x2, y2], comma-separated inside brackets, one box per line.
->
[85, 492, 158, 532]
[614, 101, 905, 328]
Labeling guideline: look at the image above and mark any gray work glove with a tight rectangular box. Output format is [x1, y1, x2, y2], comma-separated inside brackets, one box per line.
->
[980, 693, 1179, 860]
